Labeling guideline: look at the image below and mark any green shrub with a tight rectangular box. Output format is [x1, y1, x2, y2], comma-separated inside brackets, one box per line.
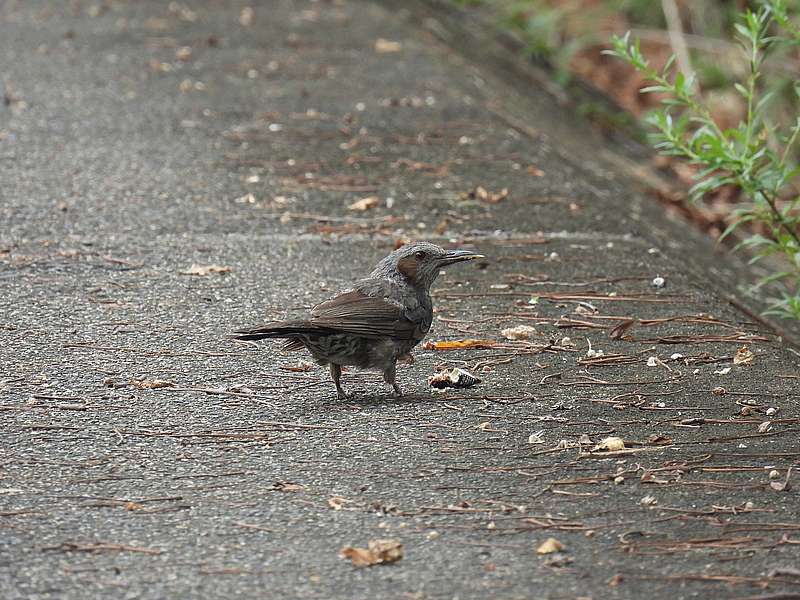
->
[606, 1, 800, 319]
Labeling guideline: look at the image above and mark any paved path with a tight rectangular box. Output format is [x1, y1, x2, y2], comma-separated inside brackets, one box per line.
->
[2, 1, 799, 598]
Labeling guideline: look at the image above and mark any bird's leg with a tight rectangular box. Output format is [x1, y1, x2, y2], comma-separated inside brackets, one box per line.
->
[383, 362, 403, 398]
[330, 363, 348, 399]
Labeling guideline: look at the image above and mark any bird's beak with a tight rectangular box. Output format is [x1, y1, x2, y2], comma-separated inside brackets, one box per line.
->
[439, 249, 485, 266]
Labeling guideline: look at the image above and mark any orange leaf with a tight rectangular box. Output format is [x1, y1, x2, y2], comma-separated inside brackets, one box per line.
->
[422, 339, 497, 350]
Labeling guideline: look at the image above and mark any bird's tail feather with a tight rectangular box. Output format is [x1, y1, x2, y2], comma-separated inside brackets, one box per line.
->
[230, 321, 325, 341]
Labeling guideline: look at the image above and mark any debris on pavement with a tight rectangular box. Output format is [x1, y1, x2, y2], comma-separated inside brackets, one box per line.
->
[536, 538, 565, 555]
[428, 367, 481, 389]
[347, 195, 380, 211]
[733, 345, 755, 364]
[501, 324, 537, 340]
[180, 264, 232, 276]
[423, 339, 496, 350]
[130, 379, 176, 389]
[462, 185, 509, 204]
[340, 539, 404, 567]
[592, 437, 625, 452]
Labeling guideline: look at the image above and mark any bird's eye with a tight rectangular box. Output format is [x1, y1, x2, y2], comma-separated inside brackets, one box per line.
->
[414, 250, 427, 260]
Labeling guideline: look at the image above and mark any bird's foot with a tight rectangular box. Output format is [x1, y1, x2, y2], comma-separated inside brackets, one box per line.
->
[392, 383, 403, 398]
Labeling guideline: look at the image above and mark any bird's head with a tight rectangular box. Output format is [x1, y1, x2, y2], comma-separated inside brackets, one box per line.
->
[372, 241, 484, 289]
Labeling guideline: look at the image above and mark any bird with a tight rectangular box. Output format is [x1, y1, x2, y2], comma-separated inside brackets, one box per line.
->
[231, 242, 483, 399]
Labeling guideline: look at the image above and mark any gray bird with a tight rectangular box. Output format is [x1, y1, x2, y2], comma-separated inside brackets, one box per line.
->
[232, 242, 483, 398]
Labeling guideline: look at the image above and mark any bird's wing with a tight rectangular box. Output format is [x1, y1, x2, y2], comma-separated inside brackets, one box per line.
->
[310, 289, 417, 340]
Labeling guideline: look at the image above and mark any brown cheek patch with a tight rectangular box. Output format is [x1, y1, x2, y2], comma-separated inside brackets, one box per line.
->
[397, 256, 418, 281]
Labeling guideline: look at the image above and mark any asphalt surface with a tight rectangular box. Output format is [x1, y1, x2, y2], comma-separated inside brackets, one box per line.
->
[2, 1, 800, 599]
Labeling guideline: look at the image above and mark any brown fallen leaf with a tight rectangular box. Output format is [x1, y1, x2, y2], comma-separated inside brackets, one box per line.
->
[527, 165, 545, 177]
[180, 264, 231, 276]
[175, 46, 192, 61]
[733, 345, 754, 365]
[239, 6, 254, 26]
[347, 195, 380, 211]
[609, 318, 637, 339]
[130, 379, 176, 389]
[374, 38, 402, 53]
[536, 537, 565, 554]
[328, 496, 348, 510]
[340, 539, 403, 567]
[422, 339, 497, 350]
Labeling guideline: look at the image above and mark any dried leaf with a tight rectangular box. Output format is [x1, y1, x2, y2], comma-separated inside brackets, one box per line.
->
[340, 539, 403, 567]
[592, 436, 625, 452]
[609, 318, 636, 339]
[239, 6, 254, 26]
[130, 379, 175, 389]
[347, 195, 380, 211]
[374, 39, 402, 53]
[422, 339, 496, 350]
[328, 496, 347, 510]
[733, 345, 754, 365]
[180, 264, 231, 276]
[526, 165, 545, 177]
[339, 546, 374, 567]
[536, 537, 565, 555]
[368, 538, 404, 563]
[770, 480, 792, 492]
[175, 46, 192, 61]
[501, 325, 537, 340]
